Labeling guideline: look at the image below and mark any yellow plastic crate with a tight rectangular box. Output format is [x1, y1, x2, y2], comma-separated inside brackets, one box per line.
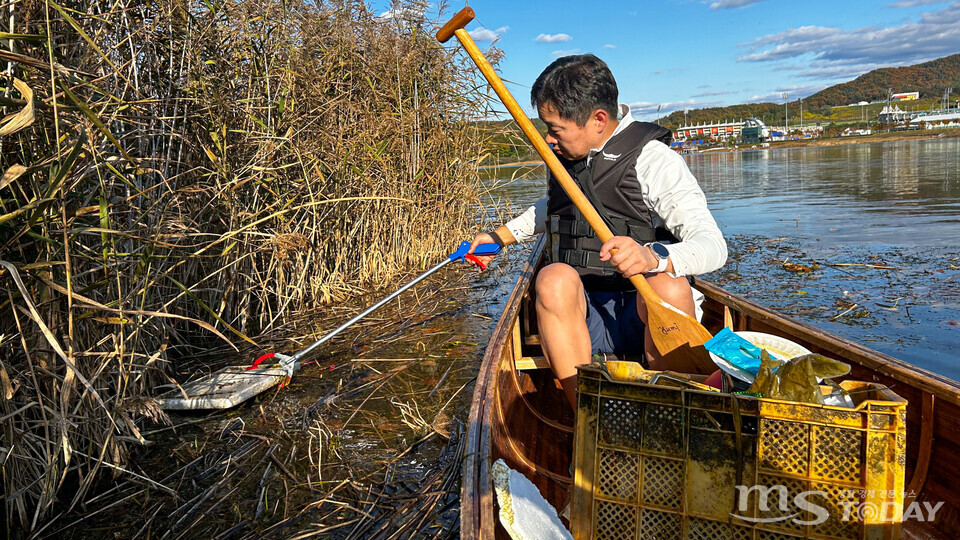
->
[571, 364, 907, 540]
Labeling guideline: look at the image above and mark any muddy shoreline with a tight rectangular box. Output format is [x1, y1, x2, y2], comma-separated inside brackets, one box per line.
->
[743, 127, 960, 150]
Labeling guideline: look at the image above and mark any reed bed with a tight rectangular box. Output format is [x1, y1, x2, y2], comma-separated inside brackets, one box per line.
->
[31, 268, 485, 538]
[0, 0, 496, 533]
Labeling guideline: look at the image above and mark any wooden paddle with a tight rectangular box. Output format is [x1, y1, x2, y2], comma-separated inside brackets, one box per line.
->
[438, 7, 715, 369]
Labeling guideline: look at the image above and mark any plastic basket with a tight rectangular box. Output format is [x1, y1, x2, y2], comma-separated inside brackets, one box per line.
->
[571, 363, 906, 540]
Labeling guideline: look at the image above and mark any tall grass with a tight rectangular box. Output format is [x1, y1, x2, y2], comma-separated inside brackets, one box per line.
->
[0, 0, 495, 532]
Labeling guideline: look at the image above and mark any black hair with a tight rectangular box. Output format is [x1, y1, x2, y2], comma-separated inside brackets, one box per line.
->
[530, 54, 619, 127]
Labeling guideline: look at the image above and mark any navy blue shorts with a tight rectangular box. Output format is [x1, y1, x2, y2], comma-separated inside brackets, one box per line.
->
[584, 289, 646, 357]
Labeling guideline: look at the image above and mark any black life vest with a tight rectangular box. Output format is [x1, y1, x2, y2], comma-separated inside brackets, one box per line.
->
[546, 121, 678, 291]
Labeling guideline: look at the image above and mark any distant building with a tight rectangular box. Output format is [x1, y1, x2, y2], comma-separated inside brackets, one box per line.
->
[740, 118, 769, 143]
[673, 119, 747, 141]
[916, 112, 960, 130]
[892, 92, 920, 101]
[879, 105, 909, 123]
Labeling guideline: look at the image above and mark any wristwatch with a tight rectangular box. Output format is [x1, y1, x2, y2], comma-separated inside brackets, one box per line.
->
[646, 242, 670, 273]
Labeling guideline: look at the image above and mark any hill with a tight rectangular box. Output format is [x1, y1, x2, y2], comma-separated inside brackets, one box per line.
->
[805, 53, 960, 108]
[661, 53, 960, 130]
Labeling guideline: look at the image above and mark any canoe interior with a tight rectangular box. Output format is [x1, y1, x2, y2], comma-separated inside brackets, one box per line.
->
[461, 237, 960, 539]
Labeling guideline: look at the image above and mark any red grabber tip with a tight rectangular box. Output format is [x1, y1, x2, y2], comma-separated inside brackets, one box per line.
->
[247, 352, 275, 371]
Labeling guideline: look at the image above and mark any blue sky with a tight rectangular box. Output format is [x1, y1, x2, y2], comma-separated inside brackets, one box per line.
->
[382, 0, 960, 121]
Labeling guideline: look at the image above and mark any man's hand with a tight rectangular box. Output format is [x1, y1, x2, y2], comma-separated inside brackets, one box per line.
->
[599, 236, 659, 278]
[467, 227, 515, 272]
[467, 233, 500, 272]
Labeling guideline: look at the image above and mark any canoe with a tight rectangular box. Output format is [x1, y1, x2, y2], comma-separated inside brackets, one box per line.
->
[461, 234, 960, 539]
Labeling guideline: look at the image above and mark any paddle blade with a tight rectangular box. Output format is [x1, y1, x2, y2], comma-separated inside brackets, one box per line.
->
[645, 298, 716, 373]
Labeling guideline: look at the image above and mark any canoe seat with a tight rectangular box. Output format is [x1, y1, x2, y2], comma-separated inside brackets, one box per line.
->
[516, 356, 550, 370]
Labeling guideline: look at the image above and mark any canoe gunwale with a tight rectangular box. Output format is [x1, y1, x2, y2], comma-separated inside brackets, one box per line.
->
[461, 235, 546, 540]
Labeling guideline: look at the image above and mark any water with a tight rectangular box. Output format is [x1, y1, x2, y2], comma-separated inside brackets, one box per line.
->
[486, 138, 960, 380]
[691, 139, 960, 247]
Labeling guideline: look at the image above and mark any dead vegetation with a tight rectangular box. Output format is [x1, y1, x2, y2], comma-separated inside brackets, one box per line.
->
[0, 0, 499, 533]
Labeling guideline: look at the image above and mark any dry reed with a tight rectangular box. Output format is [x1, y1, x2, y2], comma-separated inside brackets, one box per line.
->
[0, 0, 498, 533]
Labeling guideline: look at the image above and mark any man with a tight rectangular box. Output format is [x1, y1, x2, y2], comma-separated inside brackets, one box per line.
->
[469, 54, 726, 409]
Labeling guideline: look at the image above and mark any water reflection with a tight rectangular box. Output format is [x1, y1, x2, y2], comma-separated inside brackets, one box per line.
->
[690, 139, 960, 246]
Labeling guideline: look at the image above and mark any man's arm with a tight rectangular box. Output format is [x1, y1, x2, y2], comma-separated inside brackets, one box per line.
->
[503, 197, 547, 244]
[466, 198, 547, 270]
[635, 141, 728, 277]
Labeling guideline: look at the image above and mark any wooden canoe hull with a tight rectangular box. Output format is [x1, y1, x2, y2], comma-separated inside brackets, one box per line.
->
[461, 236, 960, 539]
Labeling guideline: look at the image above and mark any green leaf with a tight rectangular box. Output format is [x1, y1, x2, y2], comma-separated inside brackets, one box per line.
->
[166, 275, 259, 347]
[0, 32, 45, 43]
[57, 81, 137, 164]
[45, 130, 87, 199]
[46, 1, 121, 74]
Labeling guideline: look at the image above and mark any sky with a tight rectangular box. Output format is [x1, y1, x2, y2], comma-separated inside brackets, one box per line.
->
[380, 0, 960, 122]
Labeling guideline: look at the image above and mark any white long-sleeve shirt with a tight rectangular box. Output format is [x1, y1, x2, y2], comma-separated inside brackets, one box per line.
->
[504, 104, 727, 278]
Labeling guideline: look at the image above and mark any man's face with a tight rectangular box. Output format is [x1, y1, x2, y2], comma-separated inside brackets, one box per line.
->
[537, 102, 602, 161]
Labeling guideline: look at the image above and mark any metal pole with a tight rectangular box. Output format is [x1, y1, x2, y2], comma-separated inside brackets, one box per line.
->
[288, 258, 454, 363]
[781, 92, 789, 138]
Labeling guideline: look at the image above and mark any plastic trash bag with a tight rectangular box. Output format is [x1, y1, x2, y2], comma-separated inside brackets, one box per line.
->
[704, 328, 780, 374]
[748, 351, 851, 405]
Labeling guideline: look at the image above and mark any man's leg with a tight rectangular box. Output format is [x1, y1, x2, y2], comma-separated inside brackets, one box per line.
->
[635, 273, 696, 370]
[535, 263, 590, 410]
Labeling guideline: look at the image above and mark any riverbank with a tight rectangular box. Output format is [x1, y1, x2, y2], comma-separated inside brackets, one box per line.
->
[750, 126, 960, 150]
[492, 127, 960, 165]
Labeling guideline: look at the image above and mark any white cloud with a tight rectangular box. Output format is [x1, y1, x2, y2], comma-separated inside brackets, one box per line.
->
[535, 33, 573, 43]
[737, 3, 960, 81]
[887, 0, 944, 8]
[469, 26, 509, 42]
[745, 84, 829, 103]
[378, 2, 427, 22]
[745, 92, 788, 103]
[603, 44, 616, 49]
[772, 64, 808, 72]
[551, 49, 581, 57]
[710, 0, 767, 9]
[795, 62, 889, 80]
[627, 99, 725, 120]
[692, 90, 735, 97]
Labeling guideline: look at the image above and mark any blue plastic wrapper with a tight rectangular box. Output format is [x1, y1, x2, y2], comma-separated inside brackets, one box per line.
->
[704, 327, 781, 375]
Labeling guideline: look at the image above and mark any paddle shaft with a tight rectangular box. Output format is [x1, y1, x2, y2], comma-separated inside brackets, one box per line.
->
[438, 8, 713, 354]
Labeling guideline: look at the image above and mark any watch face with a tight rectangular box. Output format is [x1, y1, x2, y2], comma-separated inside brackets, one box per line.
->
[651, 243, 670, 259]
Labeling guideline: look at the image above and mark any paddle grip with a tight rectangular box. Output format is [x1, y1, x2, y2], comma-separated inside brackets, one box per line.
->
[436, 7, 475, 43]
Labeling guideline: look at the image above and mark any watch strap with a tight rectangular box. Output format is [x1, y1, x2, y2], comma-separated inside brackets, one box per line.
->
[646, 243, 670, 273]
